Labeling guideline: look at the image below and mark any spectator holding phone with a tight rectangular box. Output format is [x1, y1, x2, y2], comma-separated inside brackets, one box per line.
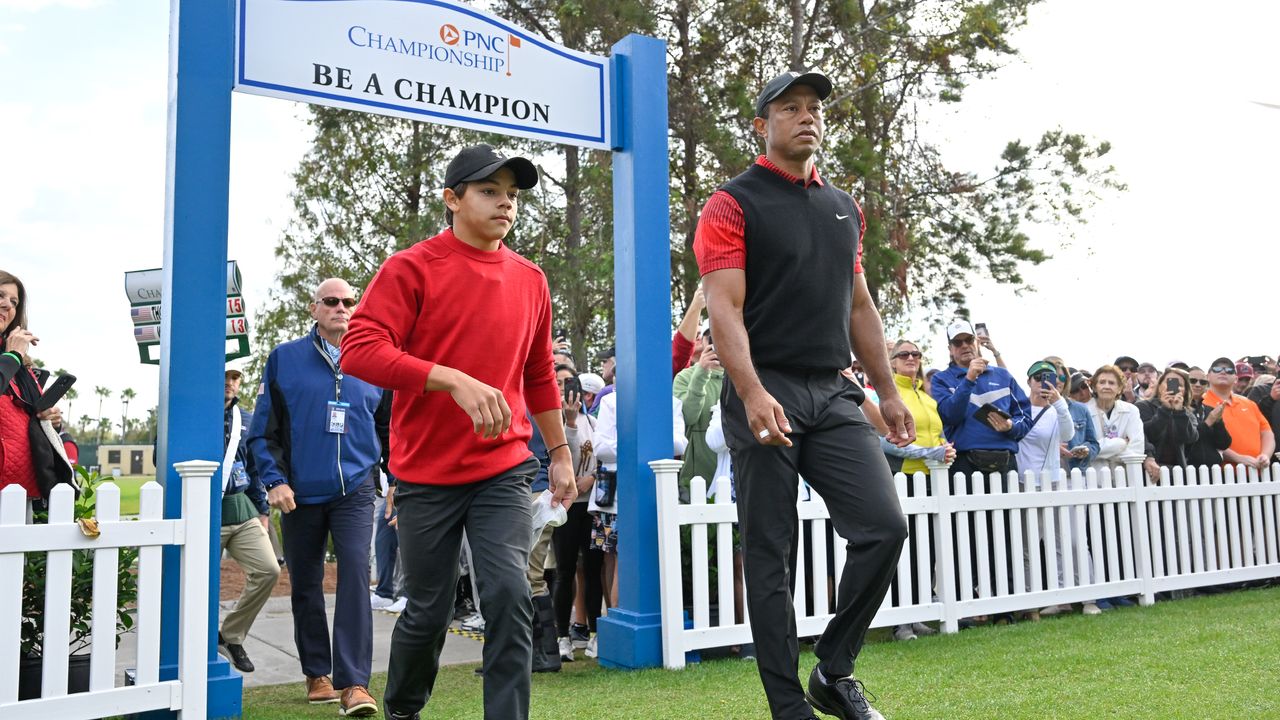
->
[972, 322, 1007, 369]
[1, 269, 74, 500]
[1135, 367, 1198, 476]
[1185, 366, 1233, 468]
[1017, 361, 1076, 480]
[673, 324, 723, 490]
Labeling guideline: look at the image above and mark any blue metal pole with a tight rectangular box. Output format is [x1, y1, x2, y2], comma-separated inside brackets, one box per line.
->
[596, 32, 670, 670]
[148, 0, 242, 718]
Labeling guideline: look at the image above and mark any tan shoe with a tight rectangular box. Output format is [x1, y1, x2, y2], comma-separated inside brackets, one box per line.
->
[339, 685, 378, 717]
[306, 675, 340, 704]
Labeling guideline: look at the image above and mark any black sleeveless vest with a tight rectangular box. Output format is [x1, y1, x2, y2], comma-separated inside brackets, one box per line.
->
[719, 163, 863, 371]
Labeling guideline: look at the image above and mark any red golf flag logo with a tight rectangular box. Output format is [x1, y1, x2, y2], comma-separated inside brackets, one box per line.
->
[440, 24, 460, 45]
[506, 33, 520, 76]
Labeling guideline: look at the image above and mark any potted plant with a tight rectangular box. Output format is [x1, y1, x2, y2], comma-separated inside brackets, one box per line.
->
[19, 468, 139, 700]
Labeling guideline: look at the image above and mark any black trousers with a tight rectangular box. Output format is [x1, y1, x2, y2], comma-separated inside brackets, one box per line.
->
[383, 457, 539, 719]
[552, 502, 604, 635]
[724, 368, 908, 720]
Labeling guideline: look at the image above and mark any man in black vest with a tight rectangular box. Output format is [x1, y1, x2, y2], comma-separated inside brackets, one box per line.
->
[696, 70, 913, 720]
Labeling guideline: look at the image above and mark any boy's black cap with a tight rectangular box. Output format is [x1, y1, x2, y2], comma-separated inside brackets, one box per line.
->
[445, 144, 538, 190]
[755, 70, 832, 118]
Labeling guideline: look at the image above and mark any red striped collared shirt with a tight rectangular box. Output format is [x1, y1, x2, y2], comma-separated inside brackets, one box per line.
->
[693, 155, 864, 275]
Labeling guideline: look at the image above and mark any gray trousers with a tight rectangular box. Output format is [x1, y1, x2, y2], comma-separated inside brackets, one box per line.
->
[383, 457, 538, 719]
[724, 368, 908, 720]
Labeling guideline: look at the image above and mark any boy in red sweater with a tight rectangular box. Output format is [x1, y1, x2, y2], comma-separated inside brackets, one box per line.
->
[341, 144, 575, 720]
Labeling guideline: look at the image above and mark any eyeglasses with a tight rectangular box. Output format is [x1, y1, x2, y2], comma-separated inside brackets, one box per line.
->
[893, 351, 923, 359]
[1118, 365, 1138, 373]
[317, 297, 358, 308]
[1188, 378, 1209, 386]
[1209, 365, 1235, 375]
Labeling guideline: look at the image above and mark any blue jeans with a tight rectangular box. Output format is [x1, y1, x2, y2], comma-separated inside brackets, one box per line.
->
[374, 493, 402, 599]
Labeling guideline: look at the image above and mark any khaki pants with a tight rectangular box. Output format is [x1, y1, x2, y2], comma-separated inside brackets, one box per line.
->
[526, 489, 556, 597]
[220, 517, 281, 645]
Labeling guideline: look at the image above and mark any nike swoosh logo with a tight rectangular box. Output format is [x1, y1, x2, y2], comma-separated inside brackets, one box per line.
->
[836, 213, 850, 220]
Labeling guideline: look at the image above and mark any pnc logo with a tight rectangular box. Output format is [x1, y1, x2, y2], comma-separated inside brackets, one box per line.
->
[439, 24, 460, 45]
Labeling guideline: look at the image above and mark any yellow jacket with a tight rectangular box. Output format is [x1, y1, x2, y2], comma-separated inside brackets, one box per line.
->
[895, 373, 945, 475]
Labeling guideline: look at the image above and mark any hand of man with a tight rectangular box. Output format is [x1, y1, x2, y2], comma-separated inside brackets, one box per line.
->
[943, 442, 956, 464]
[978, 335, 998, 356]
[692, 283, 706, 311]
[563, 389, 580, 425]
[446, 371, 512, 439]
[1206, 402, 1226, 426]
[549, 456, 577, 509]
[1144, 457, 1161, 484]
[267, 484, 296, 514]
[575, 474, 595, 497]
[697, 345, 720, 371]
[879, 396, 916, 447]
[987, 414, 1014, 433]
[1059, 442, 1073, 463]
[4, 325, 37, 355]
[384, 485, 397, 527]
[966, 357, 988, 382]
[744, 389, 792, 447]
[1255, 455, 1271, 472]
[37, 405, 61, 425]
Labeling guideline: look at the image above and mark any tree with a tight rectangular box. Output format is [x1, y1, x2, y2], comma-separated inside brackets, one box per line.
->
[94, 386, 111, 444]
[63, 386, 77, 423]
[78, 414, 92, 437]
[119, 388, 136, 444]
[658, 0, 1120, 327]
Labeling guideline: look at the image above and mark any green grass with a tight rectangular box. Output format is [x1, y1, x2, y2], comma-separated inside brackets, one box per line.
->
[241, 586, 1280, 719]
[108, 475, 150, 516]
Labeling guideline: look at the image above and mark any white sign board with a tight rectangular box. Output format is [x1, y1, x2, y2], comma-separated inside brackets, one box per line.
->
[235, 0, 613, 149]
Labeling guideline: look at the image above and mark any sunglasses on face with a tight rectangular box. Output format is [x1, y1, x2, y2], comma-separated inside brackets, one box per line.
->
[893, 351, 923, 359]
[1188, 378, 1209, 386]
[949, 337, 975, 347]
[1119, 366, 1137, 373]
[317, 296, 358, 308]
[1209, 366, 1235, 375]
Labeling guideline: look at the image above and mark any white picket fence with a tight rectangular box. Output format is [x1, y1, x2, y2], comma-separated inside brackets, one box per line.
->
[651, 456, 1280, 669]
[0, 460, 216, 719]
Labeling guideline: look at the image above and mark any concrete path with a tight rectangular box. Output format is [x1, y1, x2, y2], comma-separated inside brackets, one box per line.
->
[115, 593, 484, 688]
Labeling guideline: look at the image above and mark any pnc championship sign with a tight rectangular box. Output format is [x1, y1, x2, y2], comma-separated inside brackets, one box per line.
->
[235, 0, 613, 149]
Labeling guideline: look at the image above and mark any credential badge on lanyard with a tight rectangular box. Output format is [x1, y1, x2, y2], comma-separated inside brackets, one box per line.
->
[327, 401, 350, 434]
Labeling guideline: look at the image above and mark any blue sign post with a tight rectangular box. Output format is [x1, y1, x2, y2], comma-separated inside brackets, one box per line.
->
[595, 34, 672, 670]
[157, 0, 671, 715]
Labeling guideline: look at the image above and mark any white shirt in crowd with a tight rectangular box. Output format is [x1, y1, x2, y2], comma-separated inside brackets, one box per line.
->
[1016, 397, 1074, 484]
[590, 392, 687, 513]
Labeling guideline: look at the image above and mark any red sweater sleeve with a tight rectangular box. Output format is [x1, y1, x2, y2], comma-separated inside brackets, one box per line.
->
[523, 282, 562, 416]
[671, 333, 693, 377]
[341, 253, 435, 394]
[693, 190, 745, 275]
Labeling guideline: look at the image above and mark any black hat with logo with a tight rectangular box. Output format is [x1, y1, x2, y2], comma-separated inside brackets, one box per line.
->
[444, 144, 539, 190]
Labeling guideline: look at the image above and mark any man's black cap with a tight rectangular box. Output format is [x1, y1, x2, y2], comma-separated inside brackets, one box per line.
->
[1069, 372, 1088, 394]
[597, 346, 616, 360]
[444, 144, 538, 190]
[1114, 355, 1138, 369]
[755, 70, 832, 118]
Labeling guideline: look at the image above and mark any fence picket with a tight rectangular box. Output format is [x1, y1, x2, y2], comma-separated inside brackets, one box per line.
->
[1225, 465, 1243, 569]
[1159, 467, 1177, 576]
[713, 478, 735, 628]
[1025, 485, 1042, 593]
[1007, 473, 1025, 595]
[1083, 469, 1103, 586]
[42, 484, 76, 699]
[1248, 466, 1266, 566]
[954, 473, 972, 603]
[0, 485, 26, 704]
[134, 482, 164, 685]
[89, 483, 121, 692]
[912, 471, 931, 607]
[972, 472, 992, 599]
[689, 476, 710, 630]
[1116, 466, 1137, 584]
[1263, 465, 1278, 565]
[1188, 465, 1207, 574]
[1042, 491, 1060, 592]
[812, 515, 830, 618]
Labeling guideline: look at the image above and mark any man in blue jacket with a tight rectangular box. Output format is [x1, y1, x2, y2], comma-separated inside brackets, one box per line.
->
[931, 319, 1033, 477]
[931, 319, 1031, 615]
[248, 278, 387, 717]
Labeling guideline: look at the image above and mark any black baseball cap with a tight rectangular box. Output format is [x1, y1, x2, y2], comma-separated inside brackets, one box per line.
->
[444, 144, 538, 190]
[755, 70, 832, 118]
[596, 346, 616, 360]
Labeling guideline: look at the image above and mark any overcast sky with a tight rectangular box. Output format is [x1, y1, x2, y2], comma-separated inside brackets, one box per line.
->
[3, 0, 1278, 429]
